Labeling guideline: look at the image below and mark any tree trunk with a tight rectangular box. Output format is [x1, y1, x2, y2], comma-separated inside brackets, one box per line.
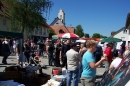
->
[21, 23, 25, 33]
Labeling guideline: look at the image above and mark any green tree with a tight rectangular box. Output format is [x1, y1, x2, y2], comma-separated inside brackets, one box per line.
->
[49, 28, 55, 38]
[84, 33, 89, 38]
[100, 35, 107, 38]
[2, 0, 53, 33]
[92, 33, 101, 38]
[75, 25, 84, 37]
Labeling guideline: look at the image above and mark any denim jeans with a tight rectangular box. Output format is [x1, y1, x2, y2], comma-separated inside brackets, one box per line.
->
[39, 49, 44, 56]
[66, 68, 79, 86]
[78, 63, 83, 81]
[48, 53, 53, 66]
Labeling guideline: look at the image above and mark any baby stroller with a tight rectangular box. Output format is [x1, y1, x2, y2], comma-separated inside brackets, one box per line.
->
[29, 53, 47, 69]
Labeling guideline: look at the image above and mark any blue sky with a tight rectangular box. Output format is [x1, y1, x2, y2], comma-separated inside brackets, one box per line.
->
[45, 0, 130, 37]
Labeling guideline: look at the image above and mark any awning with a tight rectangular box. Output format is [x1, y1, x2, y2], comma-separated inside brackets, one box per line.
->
[0, 31, 23, 38]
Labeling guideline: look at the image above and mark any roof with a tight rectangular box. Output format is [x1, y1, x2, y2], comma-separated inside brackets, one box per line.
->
[50, 17, 59, 25]
[67, 27, 75, 33]
[44, 23, 51, 28]
[125, 12, 130, 29]
[50, 25, 74, 34]
[111, 27, 125, 37]
[111, 31, 116, 36]
[0, 1, 10, 18]
[80, 38, 101, 41]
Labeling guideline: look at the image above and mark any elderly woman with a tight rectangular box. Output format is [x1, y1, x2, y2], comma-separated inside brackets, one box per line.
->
[109, 49, 130, 70]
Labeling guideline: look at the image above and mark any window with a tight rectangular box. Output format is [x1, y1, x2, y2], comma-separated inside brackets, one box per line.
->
[35, 28, 38, 34]
[43, 28, 46, 35]
[60, 15, 62, 17]
[56, 22, 59, 24]
[123, 30, 127, 34]
[3, 19, 6, 26]
[128, 41, 130, 46]
[121, 37, 125, 41]
[39, 28, 42, 35]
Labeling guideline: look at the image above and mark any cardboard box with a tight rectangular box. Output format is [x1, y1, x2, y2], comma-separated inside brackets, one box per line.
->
[52, 67, 62, 75]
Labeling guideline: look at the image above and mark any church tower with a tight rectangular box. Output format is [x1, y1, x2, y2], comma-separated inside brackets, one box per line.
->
[58, 9, 65, 25]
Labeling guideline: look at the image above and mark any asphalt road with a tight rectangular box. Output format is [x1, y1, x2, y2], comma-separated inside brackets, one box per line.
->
[0, 55, 105, 86]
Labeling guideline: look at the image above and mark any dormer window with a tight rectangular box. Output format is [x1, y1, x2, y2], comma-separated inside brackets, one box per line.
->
[123, 30, 127, 34]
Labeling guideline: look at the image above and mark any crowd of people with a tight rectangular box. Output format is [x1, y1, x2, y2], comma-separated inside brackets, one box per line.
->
[59, 39, 130, 86]
[0, 38, 130, 86]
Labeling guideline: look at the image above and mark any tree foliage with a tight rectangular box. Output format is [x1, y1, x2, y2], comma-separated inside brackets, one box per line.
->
[100, 35, 107, 38]
[84, 33, 89, 38]
[49, 28, 55, 35]
[75, 25, 84, 37]
[2, 0, 53, 33]
[49, 28, 55, 38]
[92, 33, 101, 38]
[92, 33, 107, 38]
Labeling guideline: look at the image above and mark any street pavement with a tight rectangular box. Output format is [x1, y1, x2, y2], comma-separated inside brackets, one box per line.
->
[0, 55, 105, 86]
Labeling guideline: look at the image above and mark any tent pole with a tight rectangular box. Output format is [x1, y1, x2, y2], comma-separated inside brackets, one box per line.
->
[19, 39, 24, 68]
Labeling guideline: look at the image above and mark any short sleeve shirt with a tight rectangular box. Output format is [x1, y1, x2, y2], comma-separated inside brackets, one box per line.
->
[82, 51, 96, 78]
[111, 57, 122, 68]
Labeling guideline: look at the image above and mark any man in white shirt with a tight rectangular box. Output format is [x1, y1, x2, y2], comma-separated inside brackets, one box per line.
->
[66, 43, 81, 86]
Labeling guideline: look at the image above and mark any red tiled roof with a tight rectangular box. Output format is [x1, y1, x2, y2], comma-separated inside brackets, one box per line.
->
[67, 27, 75, 33]
[44, 23, 51, 28]
[0, 1, 9, 18]
[111, 31, 116, 36]
[50, 25, 75, 34]
[80, 38, 101, 41]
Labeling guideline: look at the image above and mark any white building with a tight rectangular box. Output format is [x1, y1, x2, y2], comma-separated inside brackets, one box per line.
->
[111, 27, 130, 46]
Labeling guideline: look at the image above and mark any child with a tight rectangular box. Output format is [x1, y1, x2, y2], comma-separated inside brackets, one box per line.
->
[34, 53, 47, 69]
[34, 53, 42, 64]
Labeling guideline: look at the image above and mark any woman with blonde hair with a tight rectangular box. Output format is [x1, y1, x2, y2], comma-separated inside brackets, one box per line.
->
[81, 40, 106, 86]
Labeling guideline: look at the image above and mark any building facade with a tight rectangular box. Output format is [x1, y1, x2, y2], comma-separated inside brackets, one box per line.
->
[0, 11, 50, 40]
[111, 28, 130, 46]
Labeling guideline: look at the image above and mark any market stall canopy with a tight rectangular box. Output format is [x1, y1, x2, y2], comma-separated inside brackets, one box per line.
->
[58, 33, 79, 38]
[76, 40, 86, 43]
[52, 35, 58, 39]
[100, 37, 122, 43]
[0, 31, 23, 38]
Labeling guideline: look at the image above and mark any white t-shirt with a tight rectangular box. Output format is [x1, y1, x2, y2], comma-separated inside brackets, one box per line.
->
[111, 57, 122, 68]
[13, 40, 16, 48]
[2, 40, 8, 44]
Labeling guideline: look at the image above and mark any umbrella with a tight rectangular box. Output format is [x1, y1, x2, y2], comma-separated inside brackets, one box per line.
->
[76, 40, 86, 43]
[58, 33, 79, 38]
[52, 35, 58, 39]
[100, 37, 122, 43]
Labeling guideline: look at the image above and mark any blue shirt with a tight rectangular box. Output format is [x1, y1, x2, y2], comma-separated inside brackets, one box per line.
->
[81, 51, 96, 78]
